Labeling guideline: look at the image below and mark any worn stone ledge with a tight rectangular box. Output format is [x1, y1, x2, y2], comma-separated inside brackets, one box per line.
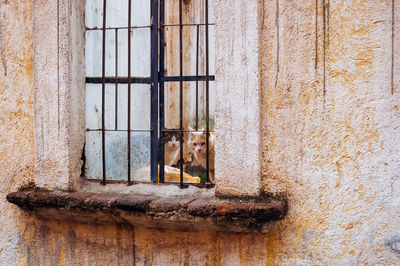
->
[6, 190, 287, 233]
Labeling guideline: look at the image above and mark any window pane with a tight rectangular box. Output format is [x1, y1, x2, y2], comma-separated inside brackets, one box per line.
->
[86, 83, 102, 130]
[85, 131, 102, 179]
[130, 132, 151, 181]
[105, 131, 128, 180]
[164, 0, 215, 25]
[105, 0, 150, 28]
[106, 0, 128, 28]
[85, 0, 103, 28]
[85, 29, 118, 77]
[132, 0, 151, 26]
[132, 28, 151, 77]
[163, 25, 215, 77]
[86, 84, 118, 130]
[116, 28, 150, 77]
[85, 30, 102, 77]
[163, 81, 214, 130]
[105, 30, 116, 76]
[116, 84, 151, 131]
[85, 131, 151, 181]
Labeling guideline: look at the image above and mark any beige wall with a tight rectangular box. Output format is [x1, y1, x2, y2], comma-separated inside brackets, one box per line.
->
[260, 0, 400, 264]
[1, 0, 400, 265]
[0, 0, 35, 264]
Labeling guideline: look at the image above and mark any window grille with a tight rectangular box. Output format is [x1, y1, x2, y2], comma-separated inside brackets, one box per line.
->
[85, 0, 215, 187]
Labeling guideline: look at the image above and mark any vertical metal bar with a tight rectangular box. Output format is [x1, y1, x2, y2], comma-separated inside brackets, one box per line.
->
[159, 0, 166, 183]
[101, 0, 107, 185]
[127, 0, 132, 183]
[150, 0, 159, 183]
[179, 0, 184, 187]
[115, 28, 118, 130]
[205, 0, 210, 183]
[195, 24, 199, 131]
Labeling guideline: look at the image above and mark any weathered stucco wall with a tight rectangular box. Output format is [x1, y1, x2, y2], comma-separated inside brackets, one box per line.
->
[1, 0, 400, 265]
[260, 0, 400, 264]
[0, 0, 35, 264]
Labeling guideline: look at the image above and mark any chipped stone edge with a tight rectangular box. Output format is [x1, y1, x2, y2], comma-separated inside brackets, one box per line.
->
[6, 189, 287, 233]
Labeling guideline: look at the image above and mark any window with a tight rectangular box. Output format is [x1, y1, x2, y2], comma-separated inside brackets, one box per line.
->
[84, 0, 216, 187]
[33, 0, 262, 197]
[9, 1, 286, 233]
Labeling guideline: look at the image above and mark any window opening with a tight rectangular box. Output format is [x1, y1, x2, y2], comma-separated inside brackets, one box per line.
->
[85, 0, 215, 187]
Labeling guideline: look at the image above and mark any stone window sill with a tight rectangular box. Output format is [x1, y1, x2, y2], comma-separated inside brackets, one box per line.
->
[6, 183, 287, 233]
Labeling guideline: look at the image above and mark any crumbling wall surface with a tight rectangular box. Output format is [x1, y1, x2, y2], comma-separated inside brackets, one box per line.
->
[0, 1, 35, 264]
[2, 0, 400, 265]
[15, 219, 136, 265]
[15, 221, 280, 265]
[260, 0, 400, 264]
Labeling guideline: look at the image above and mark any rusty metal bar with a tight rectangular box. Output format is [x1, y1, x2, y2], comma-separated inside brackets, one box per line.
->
[127, 0, 132, 183]
[160, 23, 215, 27]
[86, 25, 150, 30]
[101, 0, 107, 185]
[162, 129, 214, 133]
[87, 129, 151, 132]
[86, 75, 214, 84]
[150, 0, 159, 183]
[86, 24, 215, 32]
[161, 75, 215, 82]
[159, 0, 166, 183]
[195, 24, 199, 130]
[205, 0, 210, 183]
[179, 0, 185, 188]
[115, 28, 118, 130]
[86, 77, 152, 84]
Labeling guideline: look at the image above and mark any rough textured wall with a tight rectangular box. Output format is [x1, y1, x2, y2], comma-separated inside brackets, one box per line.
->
[15, 220, 280, 265]
[260, 0, 400, 264]
[214, 0, 262, 196]
[2, 0, 400, 265]
[0, 0, 35, 264]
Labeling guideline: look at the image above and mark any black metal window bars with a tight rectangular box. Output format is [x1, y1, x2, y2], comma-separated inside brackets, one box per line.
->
[85, 0, 215, 188]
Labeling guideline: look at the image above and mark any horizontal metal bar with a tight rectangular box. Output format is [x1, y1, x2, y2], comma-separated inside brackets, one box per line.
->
[86, 25, 151, 30]
[86, 77, 152, 84]
[161, 23, 215, 27]
[86, 24, 214, 31]
[85, 178, 214, 188]
[162, 129, 214, 133]
[161, 75, 215, 82]
[87, 129, 216, 134]
[86, 129, 151, 132]
[86, 75, 215, 84]
[161, 181, 215, 187]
